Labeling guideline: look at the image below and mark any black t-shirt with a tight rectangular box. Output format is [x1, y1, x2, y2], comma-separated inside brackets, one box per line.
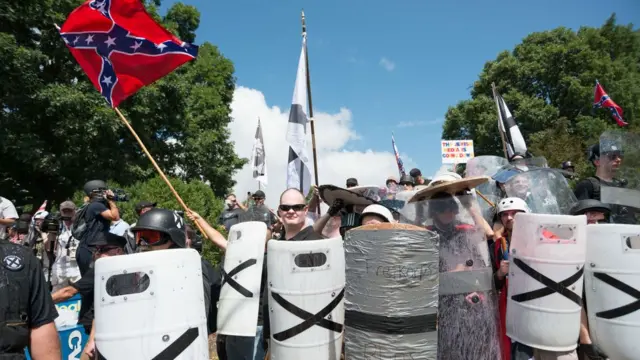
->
[0, 240, 57, 353]
[219, 208, 245, 232]
[28, 248, 59, 328]
[80, 201, 111, 248]
[261, 226, 325, 343]
[574, 176, 620, 201]
[241, 205, 277, 228]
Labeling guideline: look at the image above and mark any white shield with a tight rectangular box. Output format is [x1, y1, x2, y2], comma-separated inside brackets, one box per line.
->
[585, 223, 640, 360]
[267, 237, 345, 360]
[507, 213, 587, 351]
[217, 221, 267, 336]
[343, 223, 439, 360]
[94, 249, 208, 360]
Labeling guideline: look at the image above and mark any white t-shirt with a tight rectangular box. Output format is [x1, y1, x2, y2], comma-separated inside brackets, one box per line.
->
[52, 223, 81, 280]
[0, 197, 19, 239]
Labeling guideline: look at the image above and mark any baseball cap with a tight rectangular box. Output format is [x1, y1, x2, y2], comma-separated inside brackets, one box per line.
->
[135, 200, 157, 214]
[60, 201, 76, 211]
[409, 168, 422, 177]
[346, 178, 359, 187]
[253, 190, 266, 199]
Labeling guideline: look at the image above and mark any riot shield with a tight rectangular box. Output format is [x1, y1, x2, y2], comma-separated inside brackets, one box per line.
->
[465, 156, 508, 222]
[510, 156, 549, 169]
[503, 168, 577, 215]
[409, 192, 501, 360]
[393, 190, 420, 225]
[466, 156, 509, 177]
[344, 223, 439, 360]
[599, 130, 640, 224]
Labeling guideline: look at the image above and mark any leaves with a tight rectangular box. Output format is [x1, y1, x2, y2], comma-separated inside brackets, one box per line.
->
[443, 14, 640, 179]
[1, 0, 246, 209]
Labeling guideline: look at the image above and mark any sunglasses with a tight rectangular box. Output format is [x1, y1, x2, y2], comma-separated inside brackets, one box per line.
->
[279, 204, 306, 212]
[135, 230, 165, 246]
[605, 152, 623, 160]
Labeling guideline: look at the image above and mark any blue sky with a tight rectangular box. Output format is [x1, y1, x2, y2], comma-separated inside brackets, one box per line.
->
[165, 0, 638, 181]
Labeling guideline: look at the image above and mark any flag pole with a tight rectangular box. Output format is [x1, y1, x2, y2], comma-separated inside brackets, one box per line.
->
[302, 10, 321, 215]
[113, 107, 209, 239]
[491, 82, 509, 159]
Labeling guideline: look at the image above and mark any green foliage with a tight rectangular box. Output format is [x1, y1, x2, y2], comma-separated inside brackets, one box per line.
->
[69, 175, 224, 264]
[0, 0, 246, 210]
[442, 14, 640, 182]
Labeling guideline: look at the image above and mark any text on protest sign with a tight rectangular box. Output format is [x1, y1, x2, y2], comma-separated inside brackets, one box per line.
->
[441, 140, 475, 164]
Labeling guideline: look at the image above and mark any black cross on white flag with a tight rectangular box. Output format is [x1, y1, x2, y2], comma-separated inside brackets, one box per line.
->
[251, 119, 268, 187]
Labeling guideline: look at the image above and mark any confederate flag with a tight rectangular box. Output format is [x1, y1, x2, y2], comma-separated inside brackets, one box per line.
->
[593, 80, 627, 127]
[58, 0, 198, 108]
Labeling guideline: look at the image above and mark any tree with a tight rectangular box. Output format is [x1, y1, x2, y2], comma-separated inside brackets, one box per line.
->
[442, 14, 640, 181]
[0, 0, 246, 210]
[68, 175, 225, 265]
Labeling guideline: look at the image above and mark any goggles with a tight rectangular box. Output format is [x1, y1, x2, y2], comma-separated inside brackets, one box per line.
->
[135, 230, 167, 246]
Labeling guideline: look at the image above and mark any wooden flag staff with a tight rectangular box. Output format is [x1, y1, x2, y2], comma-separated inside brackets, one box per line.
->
[113, 107, 208, 239]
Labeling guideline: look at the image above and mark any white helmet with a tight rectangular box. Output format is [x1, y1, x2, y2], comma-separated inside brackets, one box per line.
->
[361, 204, 394, 223]
[497, 197, 530, 214]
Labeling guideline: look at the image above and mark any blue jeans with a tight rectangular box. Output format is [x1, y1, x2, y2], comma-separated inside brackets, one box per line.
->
[253, 325, 266, 360]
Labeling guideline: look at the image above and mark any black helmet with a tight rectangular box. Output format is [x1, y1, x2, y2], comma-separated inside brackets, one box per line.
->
[84, 180, 107, 195]
[570, 199, 611, 216]
[130, 208, 186, 247]
[589, 140, 623, 163]
[561, 161, 574, 169]
[399, 174, 414, 186]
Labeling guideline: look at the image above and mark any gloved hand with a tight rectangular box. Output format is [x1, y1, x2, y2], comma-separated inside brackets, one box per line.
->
[580, 343, 607, 360]
[328, 199, 345, 217]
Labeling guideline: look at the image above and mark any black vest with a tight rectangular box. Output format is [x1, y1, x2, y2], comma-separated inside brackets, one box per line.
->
[0, 240, 31, 358]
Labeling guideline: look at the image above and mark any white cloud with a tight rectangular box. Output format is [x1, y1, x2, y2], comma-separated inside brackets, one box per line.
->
[229, 86, 416, 209]
[379, 57, 395, 71]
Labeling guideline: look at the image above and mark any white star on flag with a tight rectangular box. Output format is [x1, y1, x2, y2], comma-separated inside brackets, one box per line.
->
[85, 35, 94, 44]
[104, 36, 116, 47]
[73, 36, 79, 44]
[155, 43, 167, 52]
[101, 76, 113, 86]
[130, 41, 142, 51]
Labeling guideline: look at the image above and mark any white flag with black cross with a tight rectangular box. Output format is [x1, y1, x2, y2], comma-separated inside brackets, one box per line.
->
[251, 118, 268, 187]
[494, 90, 527, 159]
[285, 33, 313, 195]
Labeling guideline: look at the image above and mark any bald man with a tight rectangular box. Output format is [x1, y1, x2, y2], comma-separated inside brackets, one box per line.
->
[261, 188, 325, 356]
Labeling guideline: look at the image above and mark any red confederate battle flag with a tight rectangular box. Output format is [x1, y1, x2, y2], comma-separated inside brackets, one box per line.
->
[593, 80, 627, 127]
[57, 0, 198, 108]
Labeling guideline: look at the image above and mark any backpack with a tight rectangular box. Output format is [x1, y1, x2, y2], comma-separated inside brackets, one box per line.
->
[70, 203, 92, 240]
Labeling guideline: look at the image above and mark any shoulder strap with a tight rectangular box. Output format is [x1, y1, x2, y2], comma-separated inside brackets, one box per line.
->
[587, 177, 601, 201]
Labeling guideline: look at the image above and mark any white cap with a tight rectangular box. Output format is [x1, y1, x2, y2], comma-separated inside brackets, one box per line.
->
[497, 197, 530, 214]
[361, 204, 394, 223]
[428, 171, 462, 186]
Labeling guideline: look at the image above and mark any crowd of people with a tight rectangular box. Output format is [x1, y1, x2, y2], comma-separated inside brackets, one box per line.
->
[0, 134, 634, 360]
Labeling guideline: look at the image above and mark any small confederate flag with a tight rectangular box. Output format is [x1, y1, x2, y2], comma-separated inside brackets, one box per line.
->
[58, 0, 198, 108]
[593, 80, 627, 127]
